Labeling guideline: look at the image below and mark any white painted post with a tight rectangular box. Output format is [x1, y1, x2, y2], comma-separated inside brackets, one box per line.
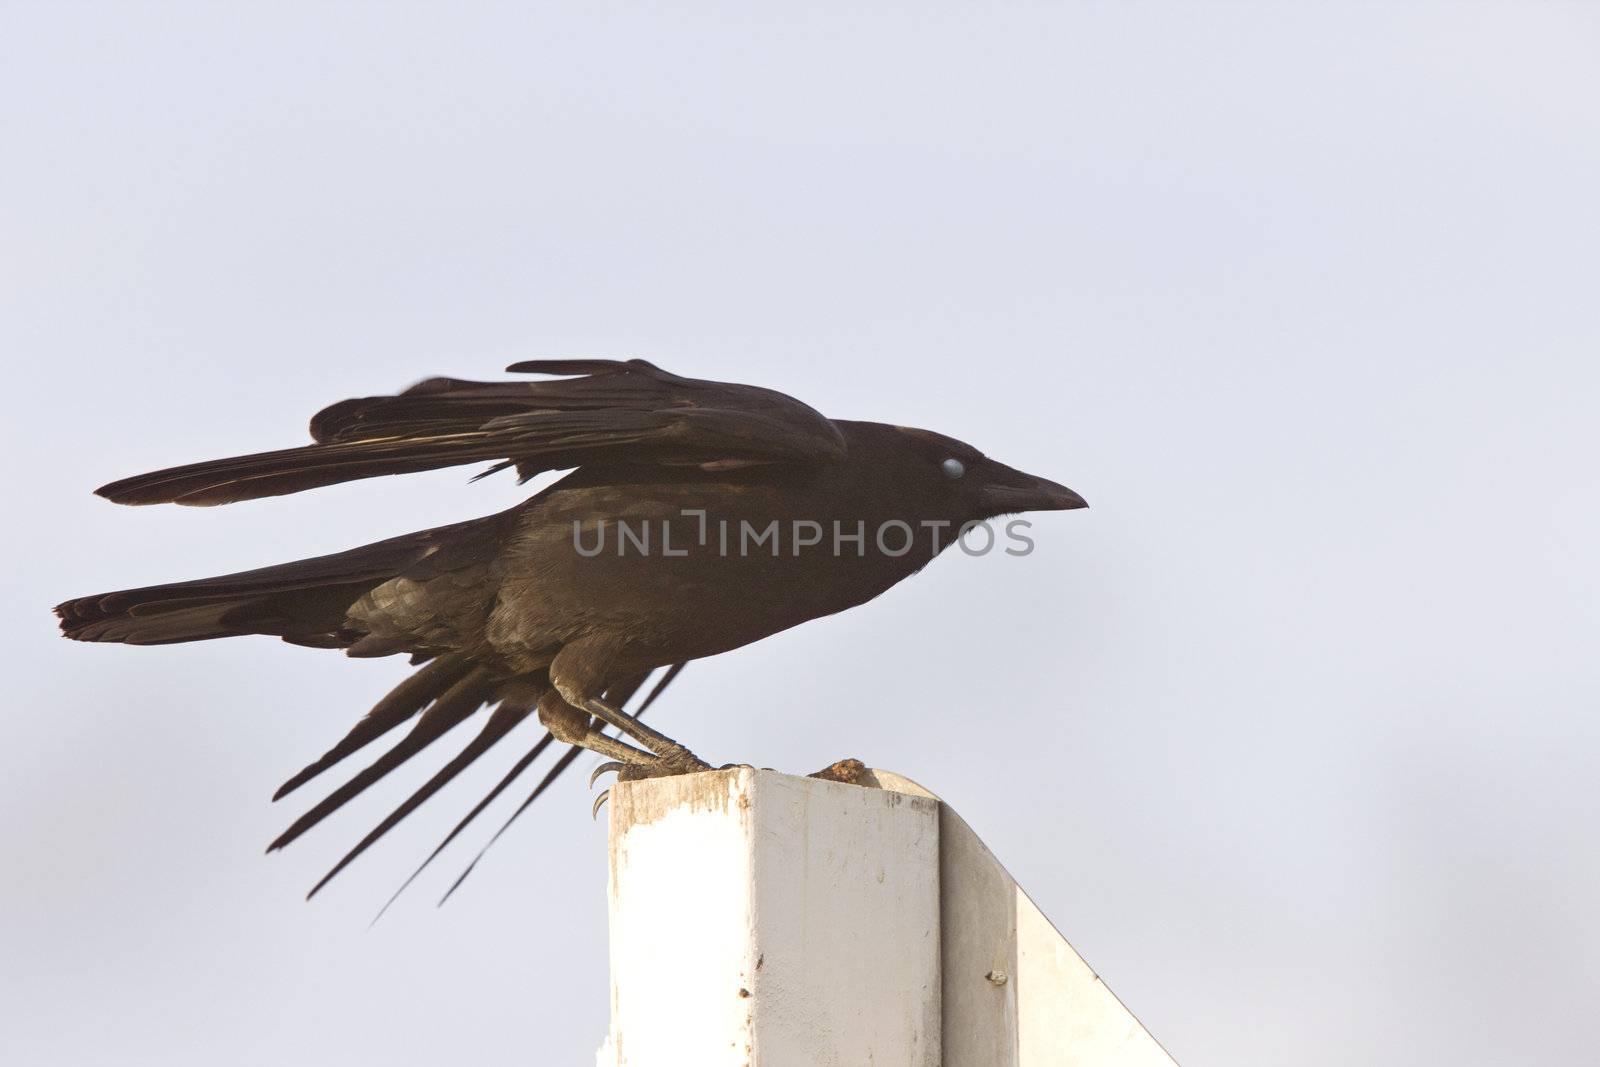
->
[595, 767, 1176, 1067]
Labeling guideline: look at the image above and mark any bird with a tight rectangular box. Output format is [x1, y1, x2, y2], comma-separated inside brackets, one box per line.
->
[55, 359, 1086, 902]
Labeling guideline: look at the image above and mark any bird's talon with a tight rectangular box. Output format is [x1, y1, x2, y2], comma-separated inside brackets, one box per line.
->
[592, 790, 611, 820]
[588, 761, 626, 788]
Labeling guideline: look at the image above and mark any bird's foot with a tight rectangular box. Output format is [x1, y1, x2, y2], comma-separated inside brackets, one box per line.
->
[656, 742, 711, 774]
[589, 747, 714, 818]
[588, 744, 710, 787]
[617, 763, 708, 784]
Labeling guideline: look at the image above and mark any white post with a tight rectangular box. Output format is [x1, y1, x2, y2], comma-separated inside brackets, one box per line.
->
[595, 767, 1176, 1067]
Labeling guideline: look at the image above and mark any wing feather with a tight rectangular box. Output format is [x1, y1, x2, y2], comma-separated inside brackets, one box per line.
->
[98, 360, 843, 506]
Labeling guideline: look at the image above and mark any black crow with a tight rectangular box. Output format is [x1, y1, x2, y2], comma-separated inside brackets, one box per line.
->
[56, 360, 1085, 898]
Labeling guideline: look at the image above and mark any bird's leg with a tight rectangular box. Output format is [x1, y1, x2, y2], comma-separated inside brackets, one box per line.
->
[537, 690, 658, 767]
[549, 638, 711, 782]
[542, 687, 710, 819]
[538, 686, 707, 810]
[576, 695, 710, 772]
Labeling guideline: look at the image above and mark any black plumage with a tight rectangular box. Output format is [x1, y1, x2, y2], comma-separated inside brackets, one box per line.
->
[57, 359, 1085, 900]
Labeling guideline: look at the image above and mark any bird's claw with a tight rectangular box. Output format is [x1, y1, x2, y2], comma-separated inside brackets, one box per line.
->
[588, 761, 626, 788]
[592, 789, 611, 820]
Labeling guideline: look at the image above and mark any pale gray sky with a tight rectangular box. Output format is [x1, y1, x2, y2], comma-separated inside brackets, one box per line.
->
[3, 4, 1597, 1065]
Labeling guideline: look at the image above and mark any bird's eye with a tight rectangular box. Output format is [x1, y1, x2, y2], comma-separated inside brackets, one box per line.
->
[941, 458, 966, 479]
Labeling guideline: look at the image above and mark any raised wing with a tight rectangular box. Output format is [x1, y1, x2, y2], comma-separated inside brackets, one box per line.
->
[97, 359, 845, 506]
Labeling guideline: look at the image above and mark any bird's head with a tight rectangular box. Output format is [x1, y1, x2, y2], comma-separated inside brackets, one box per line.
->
[837, 421, 1087, 526]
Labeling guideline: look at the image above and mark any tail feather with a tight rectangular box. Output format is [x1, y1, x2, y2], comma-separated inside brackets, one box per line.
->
[54, 520, 487, 647]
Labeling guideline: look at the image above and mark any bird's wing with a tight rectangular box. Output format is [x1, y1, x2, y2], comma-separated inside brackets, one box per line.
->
[97, 360, 845, 506]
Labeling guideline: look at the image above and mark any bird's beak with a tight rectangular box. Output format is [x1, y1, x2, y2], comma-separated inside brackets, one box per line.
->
[978, 464, 1088, 514]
